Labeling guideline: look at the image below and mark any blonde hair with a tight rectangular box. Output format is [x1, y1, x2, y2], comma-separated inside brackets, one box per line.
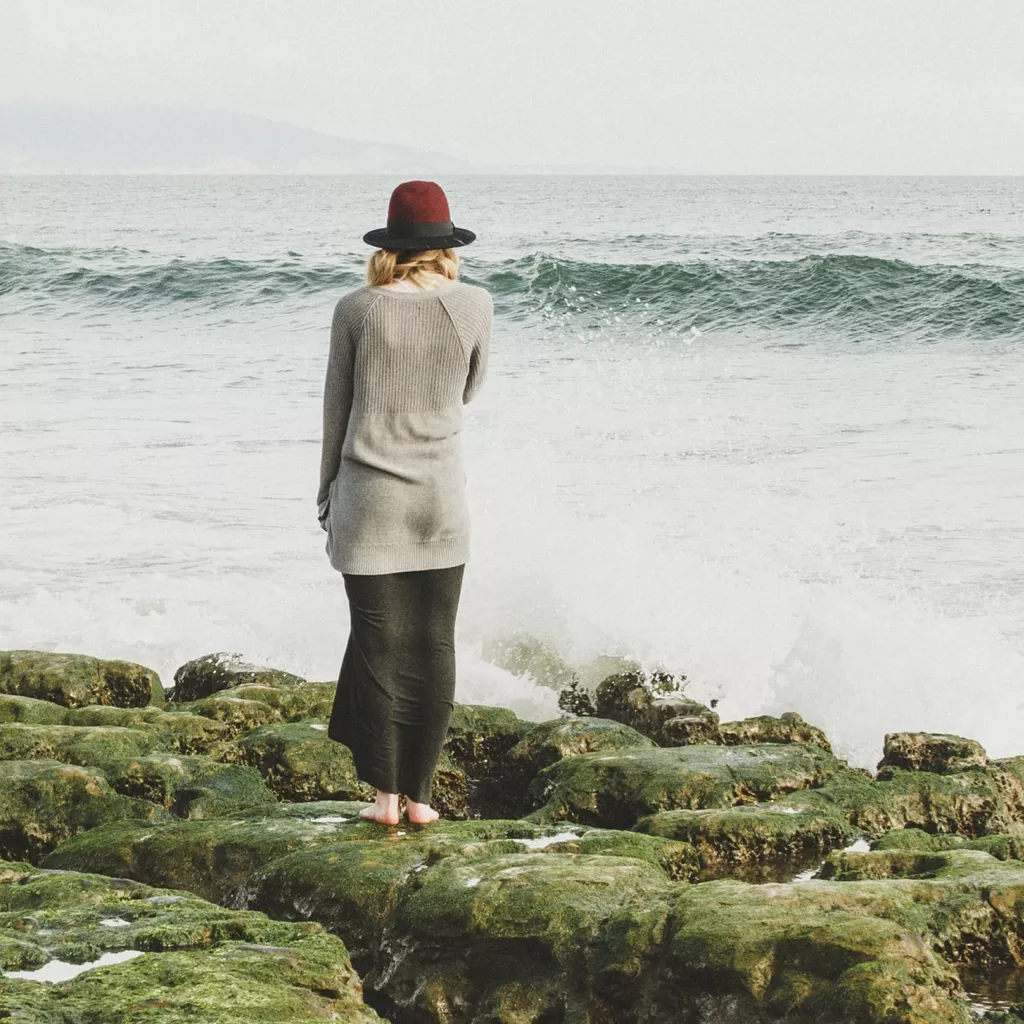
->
[366, 248, 459, 289]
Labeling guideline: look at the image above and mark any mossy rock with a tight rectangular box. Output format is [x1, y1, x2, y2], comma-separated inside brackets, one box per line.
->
[0, 693, 69, 725]
[171, 685, 339, 732]
[66, 704, 231, 755]
[536, 827, 699, 881]
[717, 711, 833, 753]
[872, 827, 1024, 862]
[507, 715, 656, 783]
[168, 693, 283, 735]
[878, 731, 989, 776]
[41, 816, 352, 904]
[634, 804, 853, 877]
[381, 851, 674, 1017]
[525, 743, 847, 829]
[779, 764, 1022, 838]
[42, 814, 607, 907]
[0, 863, 384, 1022]
[0, 723, 161, 766]
[443, 702, 530, 777]
[0, 650, 163, 708]
[45, 808, 1024, 1023]
[249, 839, 431, 966]
[53, 938, 384, 1023]
[0, 760, 165, 862]
[170, 653, 306, 703]
[226, 681, 336, 720]
[663, 876, 972, 1023]
[226, 720, 468, 818]
[225, 721, 376, 803]
[594, 670, 719, 745]
[104, 753, 278, 818]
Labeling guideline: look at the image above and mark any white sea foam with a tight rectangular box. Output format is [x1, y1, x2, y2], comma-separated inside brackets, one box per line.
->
[3, 179, 1023, 774]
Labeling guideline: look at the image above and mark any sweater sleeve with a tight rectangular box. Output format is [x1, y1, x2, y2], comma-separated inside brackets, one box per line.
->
[317, 298, 356, 510]
[462, 292, 493, 405]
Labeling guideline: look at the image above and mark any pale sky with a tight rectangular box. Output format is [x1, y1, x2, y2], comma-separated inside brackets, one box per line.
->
[2, 0, 1023, 173]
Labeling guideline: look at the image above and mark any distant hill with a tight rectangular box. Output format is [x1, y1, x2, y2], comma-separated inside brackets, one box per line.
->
[0, 104, 477, 174]
[0, 103, 685, 175]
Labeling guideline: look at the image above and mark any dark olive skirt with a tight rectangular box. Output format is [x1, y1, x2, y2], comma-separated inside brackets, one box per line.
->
[327, 563, 465, 805]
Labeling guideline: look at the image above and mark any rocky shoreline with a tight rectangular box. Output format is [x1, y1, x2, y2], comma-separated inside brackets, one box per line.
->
[1, 649, 1023, 1022]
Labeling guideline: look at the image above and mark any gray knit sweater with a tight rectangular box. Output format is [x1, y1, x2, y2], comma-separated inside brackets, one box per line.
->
[317, 279, 493, 574]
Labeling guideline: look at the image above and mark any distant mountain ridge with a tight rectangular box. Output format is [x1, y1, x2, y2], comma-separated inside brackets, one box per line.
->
[0, 103, 684, 175]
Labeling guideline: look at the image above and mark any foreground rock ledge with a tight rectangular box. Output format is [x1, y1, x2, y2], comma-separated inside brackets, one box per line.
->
[3, 649, 1024, 1022]
[0, 857, 383, 1022]
[39, 803, 1024, 1023]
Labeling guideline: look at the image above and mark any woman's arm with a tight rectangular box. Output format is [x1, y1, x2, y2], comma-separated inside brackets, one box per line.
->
[317, 299, 356, 517]
[463, 292, 493, 405]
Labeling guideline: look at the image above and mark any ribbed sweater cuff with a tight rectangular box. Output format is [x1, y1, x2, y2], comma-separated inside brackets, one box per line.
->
[328, 535, 469, 575]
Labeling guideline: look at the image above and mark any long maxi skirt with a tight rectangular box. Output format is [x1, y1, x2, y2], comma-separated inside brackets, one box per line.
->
[327, 563, 465, 805]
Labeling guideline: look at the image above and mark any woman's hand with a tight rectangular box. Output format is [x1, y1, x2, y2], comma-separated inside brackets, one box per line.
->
[317, 498, 330, 532]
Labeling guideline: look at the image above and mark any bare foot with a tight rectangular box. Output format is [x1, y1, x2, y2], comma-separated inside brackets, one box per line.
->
[359, 791, 399, 825]
[405, 799, 440, 824]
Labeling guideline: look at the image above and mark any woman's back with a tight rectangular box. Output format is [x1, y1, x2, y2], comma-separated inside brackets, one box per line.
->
[318, 279, 493, 575]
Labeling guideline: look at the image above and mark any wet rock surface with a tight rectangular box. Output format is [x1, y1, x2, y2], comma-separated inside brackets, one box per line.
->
[879, 731, 991, 775]
[169, 652, 307, 703]
[0, 651, 164, 708]
[3, 649, 1024, 1022]
[0, 858, 384, 1022]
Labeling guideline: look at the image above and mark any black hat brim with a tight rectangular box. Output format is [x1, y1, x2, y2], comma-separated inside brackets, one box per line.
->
[362, 225, 476, 251]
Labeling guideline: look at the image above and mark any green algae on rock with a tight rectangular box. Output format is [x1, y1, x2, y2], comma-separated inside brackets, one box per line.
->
[225, 720, 376, 802]
[223, 720, 469, 818]
[663, 876, 973, 1024]
[41, 816, 346, 905]
[532, 827, 699, 881]
[43, 804, 1024, 1023]
[0, 723, 161, 766]
[878, 732, 990, 776]
[169, 653, 306, 703]
[442, 703, 529, 777]
[103, 753, 278, 818]
[594, 670, 720, 746]
[0, 651, 163, 709]
[67, 703, 232, 755]
[507, 716, 656, 782]
[0, 760, 165, 862]
[0, 694, 69, 726]
[0, 860, 384, 1023]
[168, 693, 284, 735]
[873, 827, 1024, 862]
[379, 850, 674, 1019]
[171, 681, 337, 729]
[778, 762, 1024, 838]
[634, 804, 853, 878]
[717, 711, 833, 753]
[525, 742, 847, 828]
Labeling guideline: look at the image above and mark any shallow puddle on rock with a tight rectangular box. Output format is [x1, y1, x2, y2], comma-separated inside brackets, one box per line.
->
[3, 949, 144, 983]
[960, 964, 1024, 1016]
[512, 830, 585, 850]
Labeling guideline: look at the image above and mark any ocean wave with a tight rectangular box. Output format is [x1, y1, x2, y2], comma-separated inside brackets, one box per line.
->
[4, 243, 1023, 341]
[0, 243, 362, 311]
[478, 252, 1024, 341]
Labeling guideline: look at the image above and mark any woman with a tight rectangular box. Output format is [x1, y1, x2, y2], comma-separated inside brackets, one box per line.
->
[317, 180, 493, 825]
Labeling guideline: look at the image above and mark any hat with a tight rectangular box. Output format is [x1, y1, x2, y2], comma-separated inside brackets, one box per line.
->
[362, 180, 476, 252]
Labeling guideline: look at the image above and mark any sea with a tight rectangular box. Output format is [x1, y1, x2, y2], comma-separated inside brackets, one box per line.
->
[2, 174, 1023, 770]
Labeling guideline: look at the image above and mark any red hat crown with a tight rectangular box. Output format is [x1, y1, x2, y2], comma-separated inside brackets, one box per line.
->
[387, 180, 451, 228]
